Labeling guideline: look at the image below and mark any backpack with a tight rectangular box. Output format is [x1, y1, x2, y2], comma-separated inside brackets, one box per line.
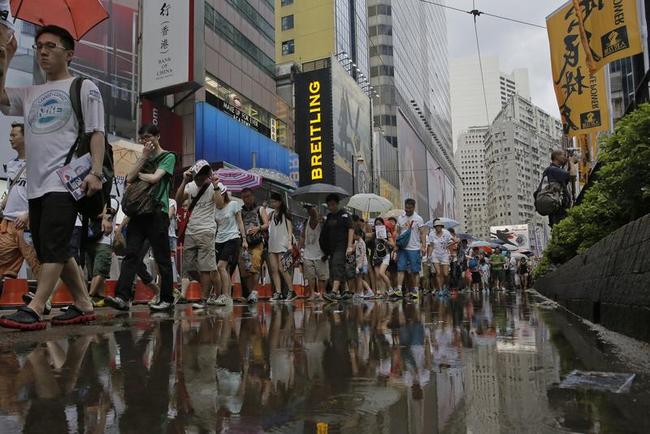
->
[534, 169, 564, 216]
[468, 258, 478, 269]
[121, 152, 172, 217]
[66, 77, 114, 220]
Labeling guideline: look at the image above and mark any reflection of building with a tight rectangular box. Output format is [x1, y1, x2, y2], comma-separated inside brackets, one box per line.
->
[275, 0, 374, 192]
[456, 126, 489, 239]
[367, 0, 456, 219]
[484, 95, 563, 253]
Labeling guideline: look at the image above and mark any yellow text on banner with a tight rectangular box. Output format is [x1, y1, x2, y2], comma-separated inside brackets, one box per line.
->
[572, 0, 644, 73]
[547, 1, 611, 137]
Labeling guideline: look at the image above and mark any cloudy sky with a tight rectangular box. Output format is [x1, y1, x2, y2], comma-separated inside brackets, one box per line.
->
[446, 0, 567, 117]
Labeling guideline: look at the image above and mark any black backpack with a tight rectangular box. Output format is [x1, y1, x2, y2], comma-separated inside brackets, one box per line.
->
[533, 168, 564, 216]
[65, 77, 114, 220]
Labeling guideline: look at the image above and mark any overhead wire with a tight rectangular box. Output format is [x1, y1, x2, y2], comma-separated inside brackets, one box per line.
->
[472, 0, 491, 125]
[417, 0, 547, 29]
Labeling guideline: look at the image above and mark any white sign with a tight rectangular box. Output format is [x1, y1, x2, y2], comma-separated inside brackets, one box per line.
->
[490, 224, 531, 251]
[141, 0, 190, 94]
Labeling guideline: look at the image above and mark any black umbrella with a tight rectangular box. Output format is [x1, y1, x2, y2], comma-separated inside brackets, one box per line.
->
[290, 183, 350, 205]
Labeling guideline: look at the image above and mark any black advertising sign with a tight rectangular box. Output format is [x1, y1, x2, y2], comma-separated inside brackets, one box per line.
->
[295, 66, 335, 186]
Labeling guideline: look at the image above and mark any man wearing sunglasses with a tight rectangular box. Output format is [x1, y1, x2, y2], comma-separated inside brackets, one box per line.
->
[0, 25, 105, 330]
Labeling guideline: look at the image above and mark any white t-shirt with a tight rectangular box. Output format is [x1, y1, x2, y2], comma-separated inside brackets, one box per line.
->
[304, 219, 324, 260]
[397, 212, 425, 251]
[1, 77, 105, 200]
[2, 159, 27, 221]
[428, 229, 452, 256]
[168, 198, 177, 238]
[215, 200, 242, 244]
[184, 181, 216, 236]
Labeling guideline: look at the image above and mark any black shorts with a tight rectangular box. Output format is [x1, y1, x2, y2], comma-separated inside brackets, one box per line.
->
[28, 192, 78, 264]
[471, 272, 482, 284]
[69, 226, 82, 264]
[215, 238, 241, 267]
[329, 249, 355, 283]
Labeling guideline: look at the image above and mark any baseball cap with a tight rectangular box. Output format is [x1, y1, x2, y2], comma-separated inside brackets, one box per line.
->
[0, 1, 14, 32]
[432, 219, 444, 227]
[191, 159, 211, 176]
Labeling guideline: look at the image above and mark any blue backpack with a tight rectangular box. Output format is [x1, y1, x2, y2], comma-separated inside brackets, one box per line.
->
[468, 258, 479, 269]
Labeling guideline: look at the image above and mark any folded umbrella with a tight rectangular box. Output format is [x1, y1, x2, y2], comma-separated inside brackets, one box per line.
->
[290, 183, 349, 205]
[215, 168, 262, 193]
[347, 193, 392, 214]
[11, 0, 109, 40]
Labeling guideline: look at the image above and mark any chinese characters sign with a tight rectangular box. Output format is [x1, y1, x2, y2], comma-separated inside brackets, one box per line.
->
[141, 0, 191, 94]
[547, 1, 610, 137]
[572, 0, 643, 73]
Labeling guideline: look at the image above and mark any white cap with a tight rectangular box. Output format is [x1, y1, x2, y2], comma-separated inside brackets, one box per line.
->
[0, 0, 15, 33]
[190, 159, 210, 175]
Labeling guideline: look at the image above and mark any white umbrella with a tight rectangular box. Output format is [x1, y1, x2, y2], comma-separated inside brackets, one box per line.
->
[347, 193, 393, 213]
[426, 217, 460, 229]
[381, 209, 404, 219]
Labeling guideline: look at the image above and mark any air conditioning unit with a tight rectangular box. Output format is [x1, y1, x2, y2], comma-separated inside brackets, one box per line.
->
[276, 62, 301, 78]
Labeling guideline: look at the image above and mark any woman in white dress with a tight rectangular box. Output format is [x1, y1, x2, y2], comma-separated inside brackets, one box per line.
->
[267, 192, 295, 302]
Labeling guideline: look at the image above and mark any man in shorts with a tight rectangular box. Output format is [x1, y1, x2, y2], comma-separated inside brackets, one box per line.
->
[490, 247, 506, 291]
[300, 204, 328, 301]
[175, 160, 218, 309]
[395, 199, 427, 299]
[238, 187, 269, 303]
[0, 25, 104, 329]
[320, 194, 354, 301]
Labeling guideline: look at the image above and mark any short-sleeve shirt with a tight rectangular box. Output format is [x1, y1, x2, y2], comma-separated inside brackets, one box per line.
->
[397, 212, 425, 251]
[215, 201, 242, 244]
[184, 181, 216, 236]
[490, 254, 505, 271]
[428, 229, 452, 256]
[2, 159, 27, 221]
[152, 152, 176, 214]
[323, 210, 353, 252]
[1, 77, 105, 199]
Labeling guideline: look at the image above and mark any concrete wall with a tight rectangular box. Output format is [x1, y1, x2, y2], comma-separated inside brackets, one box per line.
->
[534, 213, 650, 342]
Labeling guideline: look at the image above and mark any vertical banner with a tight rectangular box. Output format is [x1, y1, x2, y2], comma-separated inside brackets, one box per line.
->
[294, 66, 335, 186]
[547, 2, 611, 137]
[572, 0, 644, 73]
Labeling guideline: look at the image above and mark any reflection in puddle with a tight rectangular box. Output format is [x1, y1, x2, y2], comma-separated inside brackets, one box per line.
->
[0, 292, 647, 433]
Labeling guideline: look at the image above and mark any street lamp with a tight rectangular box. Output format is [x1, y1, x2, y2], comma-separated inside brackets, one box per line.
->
[351, 155, 365, 196]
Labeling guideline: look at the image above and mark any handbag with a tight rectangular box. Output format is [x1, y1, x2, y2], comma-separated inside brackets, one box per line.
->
[177, 182, 210, 244]
[121, 152, 171, 217]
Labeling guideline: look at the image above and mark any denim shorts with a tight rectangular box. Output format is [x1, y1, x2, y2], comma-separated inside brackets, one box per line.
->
[397, 249, 422, 273]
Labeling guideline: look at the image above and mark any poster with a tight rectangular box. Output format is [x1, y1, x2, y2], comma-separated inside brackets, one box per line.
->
[489, 224, 531, 251]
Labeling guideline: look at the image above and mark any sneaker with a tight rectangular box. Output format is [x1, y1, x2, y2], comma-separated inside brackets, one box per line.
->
[352, 294, 364, 303]
[149, 301, 173, 312]
[0, 306, 46, 331]
[173, 289, 183, 305]
[92, 298, 105, 308]
[51, 305, 96, 326]
[285, 291, 298, 302]
[386, 288, 395, 298]
[340, 291, 353, 301]
[192, 301, 206, 310]
[22, 291, 51, 315]
[322, 292, 340, 302]
[363, 289, 375, 299]
[148, 294, 161, 306]
[247, 290, 258, 304]
[215, 294, 233, 307]
[270, 292, 284, 302]
[391, 289, 403, 298]
[104, 296, 130, 311]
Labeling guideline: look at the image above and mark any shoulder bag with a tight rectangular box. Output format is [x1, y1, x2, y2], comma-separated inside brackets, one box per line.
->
[121, 152, 171, 217]
[177, 182, 210, 244]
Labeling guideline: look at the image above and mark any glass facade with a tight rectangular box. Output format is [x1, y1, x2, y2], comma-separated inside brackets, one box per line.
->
[335, 0, 369, 78]
[225, 0, 275, 43]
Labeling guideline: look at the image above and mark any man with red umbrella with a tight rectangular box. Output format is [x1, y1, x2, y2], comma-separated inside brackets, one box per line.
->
[0, 25, 104, 329]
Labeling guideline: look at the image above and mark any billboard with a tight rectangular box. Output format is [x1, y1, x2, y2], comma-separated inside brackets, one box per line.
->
[490, 224, 531, 251]
[295, 66, 335, 186]
[331, 59, 372, 194]
[427, 153, 445, 219]
[141, 0, 203, 94]
[398, 112, 430, 219]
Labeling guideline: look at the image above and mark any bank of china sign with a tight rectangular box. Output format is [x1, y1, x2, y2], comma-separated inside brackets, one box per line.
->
[141, 0, 191, 94]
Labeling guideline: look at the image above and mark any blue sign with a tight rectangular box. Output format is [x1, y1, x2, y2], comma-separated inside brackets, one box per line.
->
[195, 102, 296, 176]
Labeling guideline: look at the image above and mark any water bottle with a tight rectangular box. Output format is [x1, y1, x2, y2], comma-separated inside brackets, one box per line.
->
[242, 249, 252, 272]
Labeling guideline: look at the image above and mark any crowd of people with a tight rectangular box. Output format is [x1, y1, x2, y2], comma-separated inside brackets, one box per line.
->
[0, 25, 538, 332]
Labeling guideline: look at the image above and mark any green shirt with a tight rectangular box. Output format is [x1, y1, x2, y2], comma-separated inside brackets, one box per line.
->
[490, 254, 505, 271]
[152, 152, 176, 214]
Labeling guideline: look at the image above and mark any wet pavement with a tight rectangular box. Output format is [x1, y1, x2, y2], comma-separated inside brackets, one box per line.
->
[0, 291, 649, 433]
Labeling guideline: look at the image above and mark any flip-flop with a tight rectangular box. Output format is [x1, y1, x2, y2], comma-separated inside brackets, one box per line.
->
[0, 306, 46, 331]
[51, 305, 96, 326]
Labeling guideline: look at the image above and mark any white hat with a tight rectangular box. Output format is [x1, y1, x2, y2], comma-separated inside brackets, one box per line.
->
[190, 159, 211, 175]
[0, 0, 15, 33]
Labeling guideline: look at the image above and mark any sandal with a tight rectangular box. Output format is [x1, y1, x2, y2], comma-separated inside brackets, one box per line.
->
[0, 306, 46, 331]
[51, 305, 96, 326]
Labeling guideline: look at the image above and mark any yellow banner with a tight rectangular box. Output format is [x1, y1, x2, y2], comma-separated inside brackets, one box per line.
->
[572, 0, 644, 73]
[547, 2, 611, 137]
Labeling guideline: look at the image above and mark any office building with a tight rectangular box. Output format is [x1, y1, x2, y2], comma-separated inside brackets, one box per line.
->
[367, 0, 456, 220]
[450, 56, 530, 151]
[484, 95, 563, 253]
[456, 126, 489, 239]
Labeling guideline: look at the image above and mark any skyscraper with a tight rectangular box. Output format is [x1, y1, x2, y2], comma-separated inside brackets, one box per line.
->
[484, 95, 563, 253]
[368, 0, 456, 220]
[456, 126, 489, 239]
[450, 56, 530, 151]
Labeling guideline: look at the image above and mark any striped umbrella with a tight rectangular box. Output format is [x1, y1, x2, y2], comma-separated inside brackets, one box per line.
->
[215, 168, 263, 193]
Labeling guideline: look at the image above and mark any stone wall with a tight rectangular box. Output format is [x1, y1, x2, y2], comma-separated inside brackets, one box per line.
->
[534, 213, 650, 342]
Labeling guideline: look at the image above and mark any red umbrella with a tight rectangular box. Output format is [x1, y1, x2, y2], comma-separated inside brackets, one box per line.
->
[11, 0, 109, 40]
[215, 168, 263, 193]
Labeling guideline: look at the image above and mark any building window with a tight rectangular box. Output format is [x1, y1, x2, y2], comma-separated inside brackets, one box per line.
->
[282, 39, 295, 55]
[281, 15, 294, 30]
[281, 0, 293, 5]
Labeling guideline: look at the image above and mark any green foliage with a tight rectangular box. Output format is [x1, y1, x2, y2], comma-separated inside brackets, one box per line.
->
[537, 104, 650, 275]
